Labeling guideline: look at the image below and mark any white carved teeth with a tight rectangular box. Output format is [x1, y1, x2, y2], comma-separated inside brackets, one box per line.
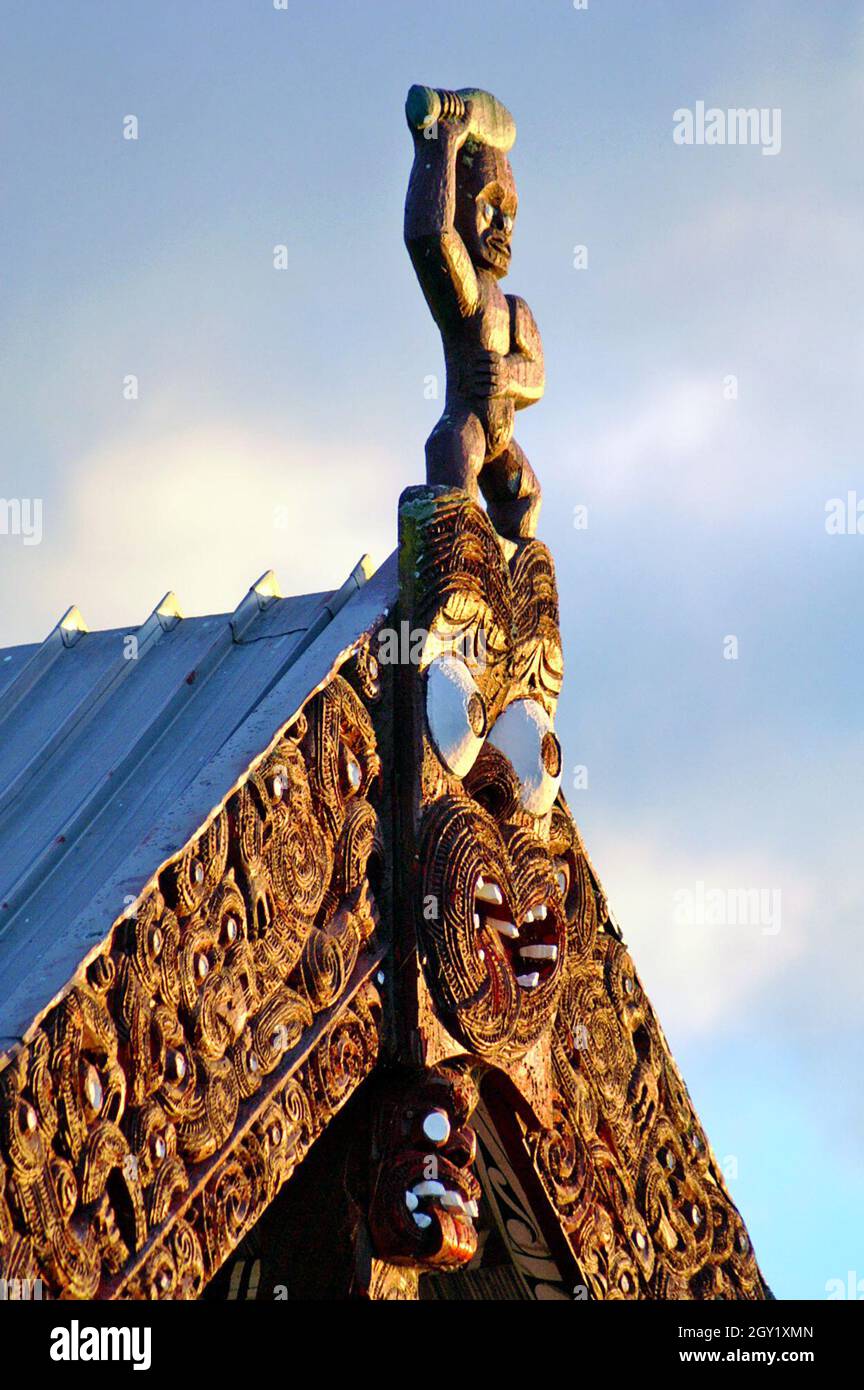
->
[413, 1212, 433, 1229]
[466, 1199, 479, 1219]
[473, 911, 481, 931]
[516, 972, 541, 989]
[412, 1180, 446, 1198]
[490, 920, 519, 940]
[440, 1191, 464, 1211]
[524, 908, 535, 924]
[533, 903, 548, 921]
[475, 877, 504, 906]
[405, 1190, 419, 1211]
[519, 944, 558, 962]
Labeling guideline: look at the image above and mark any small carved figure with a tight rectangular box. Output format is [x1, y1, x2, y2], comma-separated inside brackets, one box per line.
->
[404, 85, 545, 542]
[367, 1065, 481, 1270]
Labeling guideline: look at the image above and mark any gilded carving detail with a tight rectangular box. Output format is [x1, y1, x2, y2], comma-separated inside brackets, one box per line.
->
[391, 485, 769, 1298]
[0, 667, 383, 1299]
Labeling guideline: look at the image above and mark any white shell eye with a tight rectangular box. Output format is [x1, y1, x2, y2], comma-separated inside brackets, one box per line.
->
[486, 699, 562, 815]
[479, 200, 495, 224]
[425, 655, 487, 778]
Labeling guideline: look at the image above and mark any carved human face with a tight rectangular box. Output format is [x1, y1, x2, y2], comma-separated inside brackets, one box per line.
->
[409, 494, 569, 1060]
[457, 147, 517, 278]
[368, 1067, 481, 1271]
[418, 792, 567, 1059]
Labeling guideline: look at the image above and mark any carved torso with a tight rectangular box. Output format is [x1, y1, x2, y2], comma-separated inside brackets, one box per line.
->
[443, 273, 515, 458]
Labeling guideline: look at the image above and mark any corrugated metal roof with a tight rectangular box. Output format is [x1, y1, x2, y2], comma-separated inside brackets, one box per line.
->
[0, 552, 397, 1055]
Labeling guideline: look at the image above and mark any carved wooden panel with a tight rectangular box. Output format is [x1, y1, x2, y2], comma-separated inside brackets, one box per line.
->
[389, 485, 770, 1298]
[0, 667, 384, 1298]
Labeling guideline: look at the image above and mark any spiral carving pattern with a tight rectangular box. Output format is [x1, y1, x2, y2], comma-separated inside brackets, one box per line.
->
[0, 666, 383, 1299]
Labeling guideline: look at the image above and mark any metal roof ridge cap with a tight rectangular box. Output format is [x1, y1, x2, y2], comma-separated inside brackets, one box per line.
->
[0, 605, 88, 733]
[58, 605, 88, 648]
[0, 593, 186, 834]
[324, 553, 374, 620]
[230, 570, 283, 642]
[262, 554, 375, 676]
[128, 590, 184, 654]
[152, 591, 184, 632]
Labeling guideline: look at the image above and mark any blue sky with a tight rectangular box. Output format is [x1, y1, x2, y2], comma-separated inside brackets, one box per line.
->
[2, 2, 862, 1298]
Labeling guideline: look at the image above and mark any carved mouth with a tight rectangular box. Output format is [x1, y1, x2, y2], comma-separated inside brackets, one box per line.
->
[485, 236, 511, 262]
[473, 874, 561, 988]
[401, 1112, 480, 1235]
[405, 1177, 479, 1231]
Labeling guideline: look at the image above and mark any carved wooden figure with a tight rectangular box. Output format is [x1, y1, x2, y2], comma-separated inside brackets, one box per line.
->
[404, 85, 544, 543]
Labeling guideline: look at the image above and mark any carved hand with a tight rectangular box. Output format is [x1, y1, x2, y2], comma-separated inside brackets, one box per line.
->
[411, 98, 474, 150]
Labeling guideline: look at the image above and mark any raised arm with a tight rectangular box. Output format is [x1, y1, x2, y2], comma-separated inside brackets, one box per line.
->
[404, 112, 480, 328]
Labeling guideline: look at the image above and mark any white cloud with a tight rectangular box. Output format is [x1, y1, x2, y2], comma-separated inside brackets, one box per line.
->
[592, 830, 812, 1041]
[582, 377, 725, 488]
[0, 423, 402, 645]
[565, 374, 763, 524]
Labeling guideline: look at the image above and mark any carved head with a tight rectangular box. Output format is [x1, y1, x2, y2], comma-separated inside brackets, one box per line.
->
[455, 142, 517, 279]
[418, 795, 568, 1060]
[367, 1066, 481, 1270]
[401, 489, 573, 1062]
